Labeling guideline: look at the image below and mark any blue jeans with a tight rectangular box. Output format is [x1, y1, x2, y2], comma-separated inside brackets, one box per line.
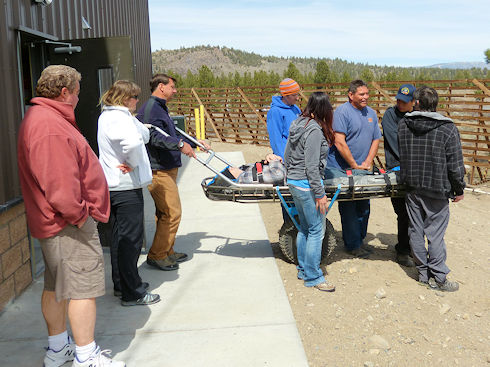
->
[289, 185, 326, 287]
[325, 167, 370, 251]
[338, 200, 370, 251]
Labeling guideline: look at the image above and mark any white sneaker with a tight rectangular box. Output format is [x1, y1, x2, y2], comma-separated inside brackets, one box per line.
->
[44, 342, 75, 367]
[72, 346, 125, 367]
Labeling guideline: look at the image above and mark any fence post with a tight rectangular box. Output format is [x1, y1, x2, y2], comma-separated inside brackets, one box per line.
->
[236, 87, 267, 128]
[470, 79, 490, 184]
[370, 81, 395, 103]
[472, 78, 490, 97]
[191, 88, 223, 141]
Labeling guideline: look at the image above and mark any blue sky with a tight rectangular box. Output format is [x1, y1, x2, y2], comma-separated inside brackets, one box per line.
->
[148, 0, 490, 67]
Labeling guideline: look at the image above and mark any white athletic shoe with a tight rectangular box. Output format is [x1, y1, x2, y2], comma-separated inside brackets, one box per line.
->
[72, 346, 125, 367]
[43, 342, 75, 367]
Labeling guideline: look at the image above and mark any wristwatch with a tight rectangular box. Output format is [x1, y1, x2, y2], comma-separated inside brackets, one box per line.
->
[178, 139, 184, 149]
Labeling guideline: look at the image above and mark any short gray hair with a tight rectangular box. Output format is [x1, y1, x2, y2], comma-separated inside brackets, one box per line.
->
[36, 65, 81, 98]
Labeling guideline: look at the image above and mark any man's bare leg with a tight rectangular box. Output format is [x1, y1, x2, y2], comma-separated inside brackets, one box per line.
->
[41, 290, 67, 335]
[68, 298, 96, 346]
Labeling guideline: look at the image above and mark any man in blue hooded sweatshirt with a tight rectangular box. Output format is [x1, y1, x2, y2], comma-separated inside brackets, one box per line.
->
[267, 78, 301, 159]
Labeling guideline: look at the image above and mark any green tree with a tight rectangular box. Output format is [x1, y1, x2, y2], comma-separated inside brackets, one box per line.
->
[253, 70, 269, 86]
[268, 71, 281, 86]
[242, 71, 253, 86]
[360, 67, 374, 82]
[214, 72, 228, 87]
[304, 71, 314, 84]
[197, 65, 214, 87]
[183, 70, 196, 88]
[340, 71, 351, 83]
[283, 62, 302, 82]
[314, 60, 334, 84]
[385, 71, 397, 81]
[398, 69, 411, 81]
[455, 69, 471, 80]
[485, 49, 490, 63]
[232, 71, 242, 86]
[415, 71, 429, 81]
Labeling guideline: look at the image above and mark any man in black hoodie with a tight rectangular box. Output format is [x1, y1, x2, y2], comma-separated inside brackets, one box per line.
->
[398, 86, 465, 292]
[381, 84, 416, 267]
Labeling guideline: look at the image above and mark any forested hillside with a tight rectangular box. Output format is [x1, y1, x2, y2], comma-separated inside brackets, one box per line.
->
[152, 45, 489, 87]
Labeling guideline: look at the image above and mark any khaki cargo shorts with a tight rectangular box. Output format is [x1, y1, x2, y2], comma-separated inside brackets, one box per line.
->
[39, 217, 105, 302]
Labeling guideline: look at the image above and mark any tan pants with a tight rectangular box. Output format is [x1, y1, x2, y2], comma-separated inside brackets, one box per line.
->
[148, 168, 181, 260]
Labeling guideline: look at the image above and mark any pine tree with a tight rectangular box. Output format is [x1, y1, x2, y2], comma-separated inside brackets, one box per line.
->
[340, 71, 351, 83]
[268, 71, 281, 86]
[253, 70, 269, 86]
[197, 65, 214, 87]
[233, 71, 241, 86]
[242, 71, 253, 86]
[314, 60, 333, 85]
[284, 62, 302, 82]
[360, 67, 374, 82]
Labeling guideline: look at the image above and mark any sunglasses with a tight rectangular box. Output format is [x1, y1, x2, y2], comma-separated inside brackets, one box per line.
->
[131, 95, 139, 99]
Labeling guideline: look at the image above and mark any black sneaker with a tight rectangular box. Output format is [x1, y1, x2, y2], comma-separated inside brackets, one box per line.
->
[361, 244, 374, 253]
[429, 278, 459, 292]
[114, 282, 149, 298]
[345, 247, 370, 258]
[396, 253, 415, 267]
[121, 293, 161, 306]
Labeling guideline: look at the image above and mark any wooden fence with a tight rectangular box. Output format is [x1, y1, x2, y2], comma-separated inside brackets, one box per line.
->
[170, 79, 490, 185]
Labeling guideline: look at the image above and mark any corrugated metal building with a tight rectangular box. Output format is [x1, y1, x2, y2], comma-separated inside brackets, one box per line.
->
[0, 0, 153, 310]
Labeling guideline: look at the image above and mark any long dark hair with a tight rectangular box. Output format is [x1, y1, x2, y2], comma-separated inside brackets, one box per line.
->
[301, 92, 335, 145]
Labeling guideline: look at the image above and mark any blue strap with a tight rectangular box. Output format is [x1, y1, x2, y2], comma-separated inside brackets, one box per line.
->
[275, 187, 301, 231]
[327, 184, 342, 212]
[275, 184, 342, 232]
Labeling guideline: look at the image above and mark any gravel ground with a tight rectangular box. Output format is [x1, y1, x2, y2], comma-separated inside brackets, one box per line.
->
[210, 141, 490, 367]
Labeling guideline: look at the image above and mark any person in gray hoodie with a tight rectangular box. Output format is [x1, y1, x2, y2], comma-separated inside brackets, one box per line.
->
[284, 92, 336, 292]
[398, 86, 465, 292]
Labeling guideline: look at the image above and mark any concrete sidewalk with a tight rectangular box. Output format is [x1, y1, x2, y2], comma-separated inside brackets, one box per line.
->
[0, 152, 308, 367]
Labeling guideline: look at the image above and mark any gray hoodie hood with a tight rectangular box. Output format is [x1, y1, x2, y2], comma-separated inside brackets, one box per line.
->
[288, 116, 320, 145]
[403, 111, 453, 136]
[284, 116, 329, 198]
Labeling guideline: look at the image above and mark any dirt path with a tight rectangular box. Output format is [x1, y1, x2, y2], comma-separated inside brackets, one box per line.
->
[210, 142, 490, 366]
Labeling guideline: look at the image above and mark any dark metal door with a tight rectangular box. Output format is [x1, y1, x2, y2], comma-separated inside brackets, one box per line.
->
[48, 37, 135, 248]
[48, 36, 135, 154]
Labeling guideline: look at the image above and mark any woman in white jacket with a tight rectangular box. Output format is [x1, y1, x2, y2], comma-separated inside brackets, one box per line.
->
[98, 80, 160, 306]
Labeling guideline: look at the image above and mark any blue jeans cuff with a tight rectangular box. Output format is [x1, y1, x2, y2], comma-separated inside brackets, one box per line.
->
[305, 276, 325, 287]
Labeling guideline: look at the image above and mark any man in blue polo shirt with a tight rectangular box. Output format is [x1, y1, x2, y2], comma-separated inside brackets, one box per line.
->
[326, 79, 381, 258]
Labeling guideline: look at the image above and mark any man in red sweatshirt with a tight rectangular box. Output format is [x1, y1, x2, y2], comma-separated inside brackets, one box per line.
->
[17, 65, 125, 367]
